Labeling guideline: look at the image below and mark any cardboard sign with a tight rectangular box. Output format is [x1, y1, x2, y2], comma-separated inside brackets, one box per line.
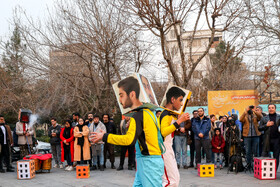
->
[160, 84, 192, 115]
[112, 73, 158, 115]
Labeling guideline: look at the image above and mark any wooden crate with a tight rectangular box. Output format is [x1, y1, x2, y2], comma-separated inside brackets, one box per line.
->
[42, 158, 52, 170]
[254, 157, 276, 180]
[17, 160, 36, 180]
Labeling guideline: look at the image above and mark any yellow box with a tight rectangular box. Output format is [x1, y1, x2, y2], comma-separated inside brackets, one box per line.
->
[198, 164, 214, 177]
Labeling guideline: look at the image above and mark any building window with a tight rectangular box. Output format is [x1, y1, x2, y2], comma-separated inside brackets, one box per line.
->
[192, 39, 201, 47]
[170, 30, 176, 39]
[210, 37, 220, 42]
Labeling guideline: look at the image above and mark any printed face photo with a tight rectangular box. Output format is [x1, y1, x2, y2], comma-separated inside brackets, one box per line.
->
[139, 74, 158, 105]
[160, 84, 192, 115]
[113, 73, 158, 115]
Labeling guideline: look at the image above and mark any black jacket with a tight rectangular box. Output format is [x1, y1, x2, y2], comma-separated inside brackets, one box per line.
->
[48, 124, 62, 145]
[104, 122, 116, 134]
[259, 113, 280, 154]
[0, 125, 8, 145]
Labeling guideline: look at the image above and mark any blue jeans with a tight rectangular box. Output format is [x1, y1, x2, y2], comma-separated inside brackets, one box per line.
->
[244, 136, 259, 165]
[214, 153, 223, 166]
[92, 144, 104, 166]
[174, 135, 187, 166]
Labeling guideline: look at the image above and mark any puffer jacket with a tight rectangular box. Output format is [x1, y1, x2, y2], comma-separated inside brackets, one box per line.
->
[192, 116, 211, 140]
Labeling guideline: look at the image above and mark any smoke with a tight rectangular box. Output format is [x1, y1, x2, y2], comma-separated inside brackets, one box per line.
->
[28, 114, 39, 129]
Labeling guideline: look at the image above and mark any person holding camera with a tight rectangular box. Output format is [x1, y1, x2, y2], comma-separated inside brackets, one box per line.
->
[226, 116, 241, 156]
[240, 105, 262, 168]
[259, 104, 280, 170]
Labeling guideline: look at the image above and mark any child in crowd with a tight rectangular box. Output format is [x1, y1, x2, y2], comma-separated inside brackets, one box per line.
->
[211, 128, 225, 169]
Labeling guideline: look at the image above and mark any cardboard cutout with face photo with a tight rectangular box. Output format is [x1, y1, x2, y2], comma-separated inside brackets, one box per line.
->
[112, 73, 158, 115]
[160, 84, 192, 115]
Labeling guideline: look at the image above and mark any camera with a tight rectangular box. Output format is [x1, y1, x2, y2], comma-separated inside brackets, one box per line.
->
[228, 118, 235, 126]
[248, 105, 254, 115]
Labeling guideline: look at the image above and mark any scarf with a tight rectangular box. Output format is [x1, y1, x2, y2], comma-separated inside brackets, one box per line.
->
[77, 124, 85, 147]
[63, 127, 71, 139]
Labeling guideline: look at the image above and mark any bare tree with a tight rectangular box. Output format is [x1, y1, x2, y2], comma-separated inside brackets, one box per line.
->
[120, 0, 249, 88]
[13, 0, 151, 117]
[241, 0, 280, 101]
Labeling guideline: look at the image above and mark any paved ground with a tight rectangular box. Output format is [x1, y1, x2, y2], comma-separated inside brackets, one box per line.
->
[1, 157, 280, 187]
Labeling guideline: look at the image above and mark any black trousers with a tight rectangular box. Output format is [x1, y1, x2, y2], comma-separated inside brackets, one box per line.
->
[119, 145, 135, 167]
[0, 144, 11, 169]
[104, 143, 115, 165]
[262, 138, 280, 170]
[195, 139, 211, 164]
[259, 134, 264, 157]
[89, 146, 92, 167]
[224, 143, 229, 165]
[189, 141, 195, 166]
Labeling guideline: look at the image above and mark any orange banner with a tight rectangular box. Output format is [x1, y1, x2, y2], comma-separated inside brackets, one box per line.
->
[208, 90, 259, 117]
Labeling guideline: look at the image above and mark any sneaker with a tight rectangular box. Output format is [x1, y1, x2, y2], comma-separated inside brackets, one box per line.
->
[53, 164, 58, 168]
[183, 165, 188, 169]
[111, 164, 116, 169]
[117, 166, 124, 171]
[73, 162, 77, 167]
[68, 166, 74, 171]
[214, 165, 217, 169]
[128, 165, 133, 170]
[65, 166, 70, 171]
[59, 164, 63, 169]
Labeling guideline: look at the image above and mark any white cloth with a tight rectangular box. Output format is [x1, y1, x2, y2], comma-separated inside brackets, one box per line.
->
[162, 119, 180, 187]
[0, 126, 6, 144]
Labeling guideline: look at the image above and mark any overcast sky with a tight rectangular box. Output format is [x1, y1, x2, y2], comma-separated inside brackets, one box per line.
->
[0, 0, 55, 40]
